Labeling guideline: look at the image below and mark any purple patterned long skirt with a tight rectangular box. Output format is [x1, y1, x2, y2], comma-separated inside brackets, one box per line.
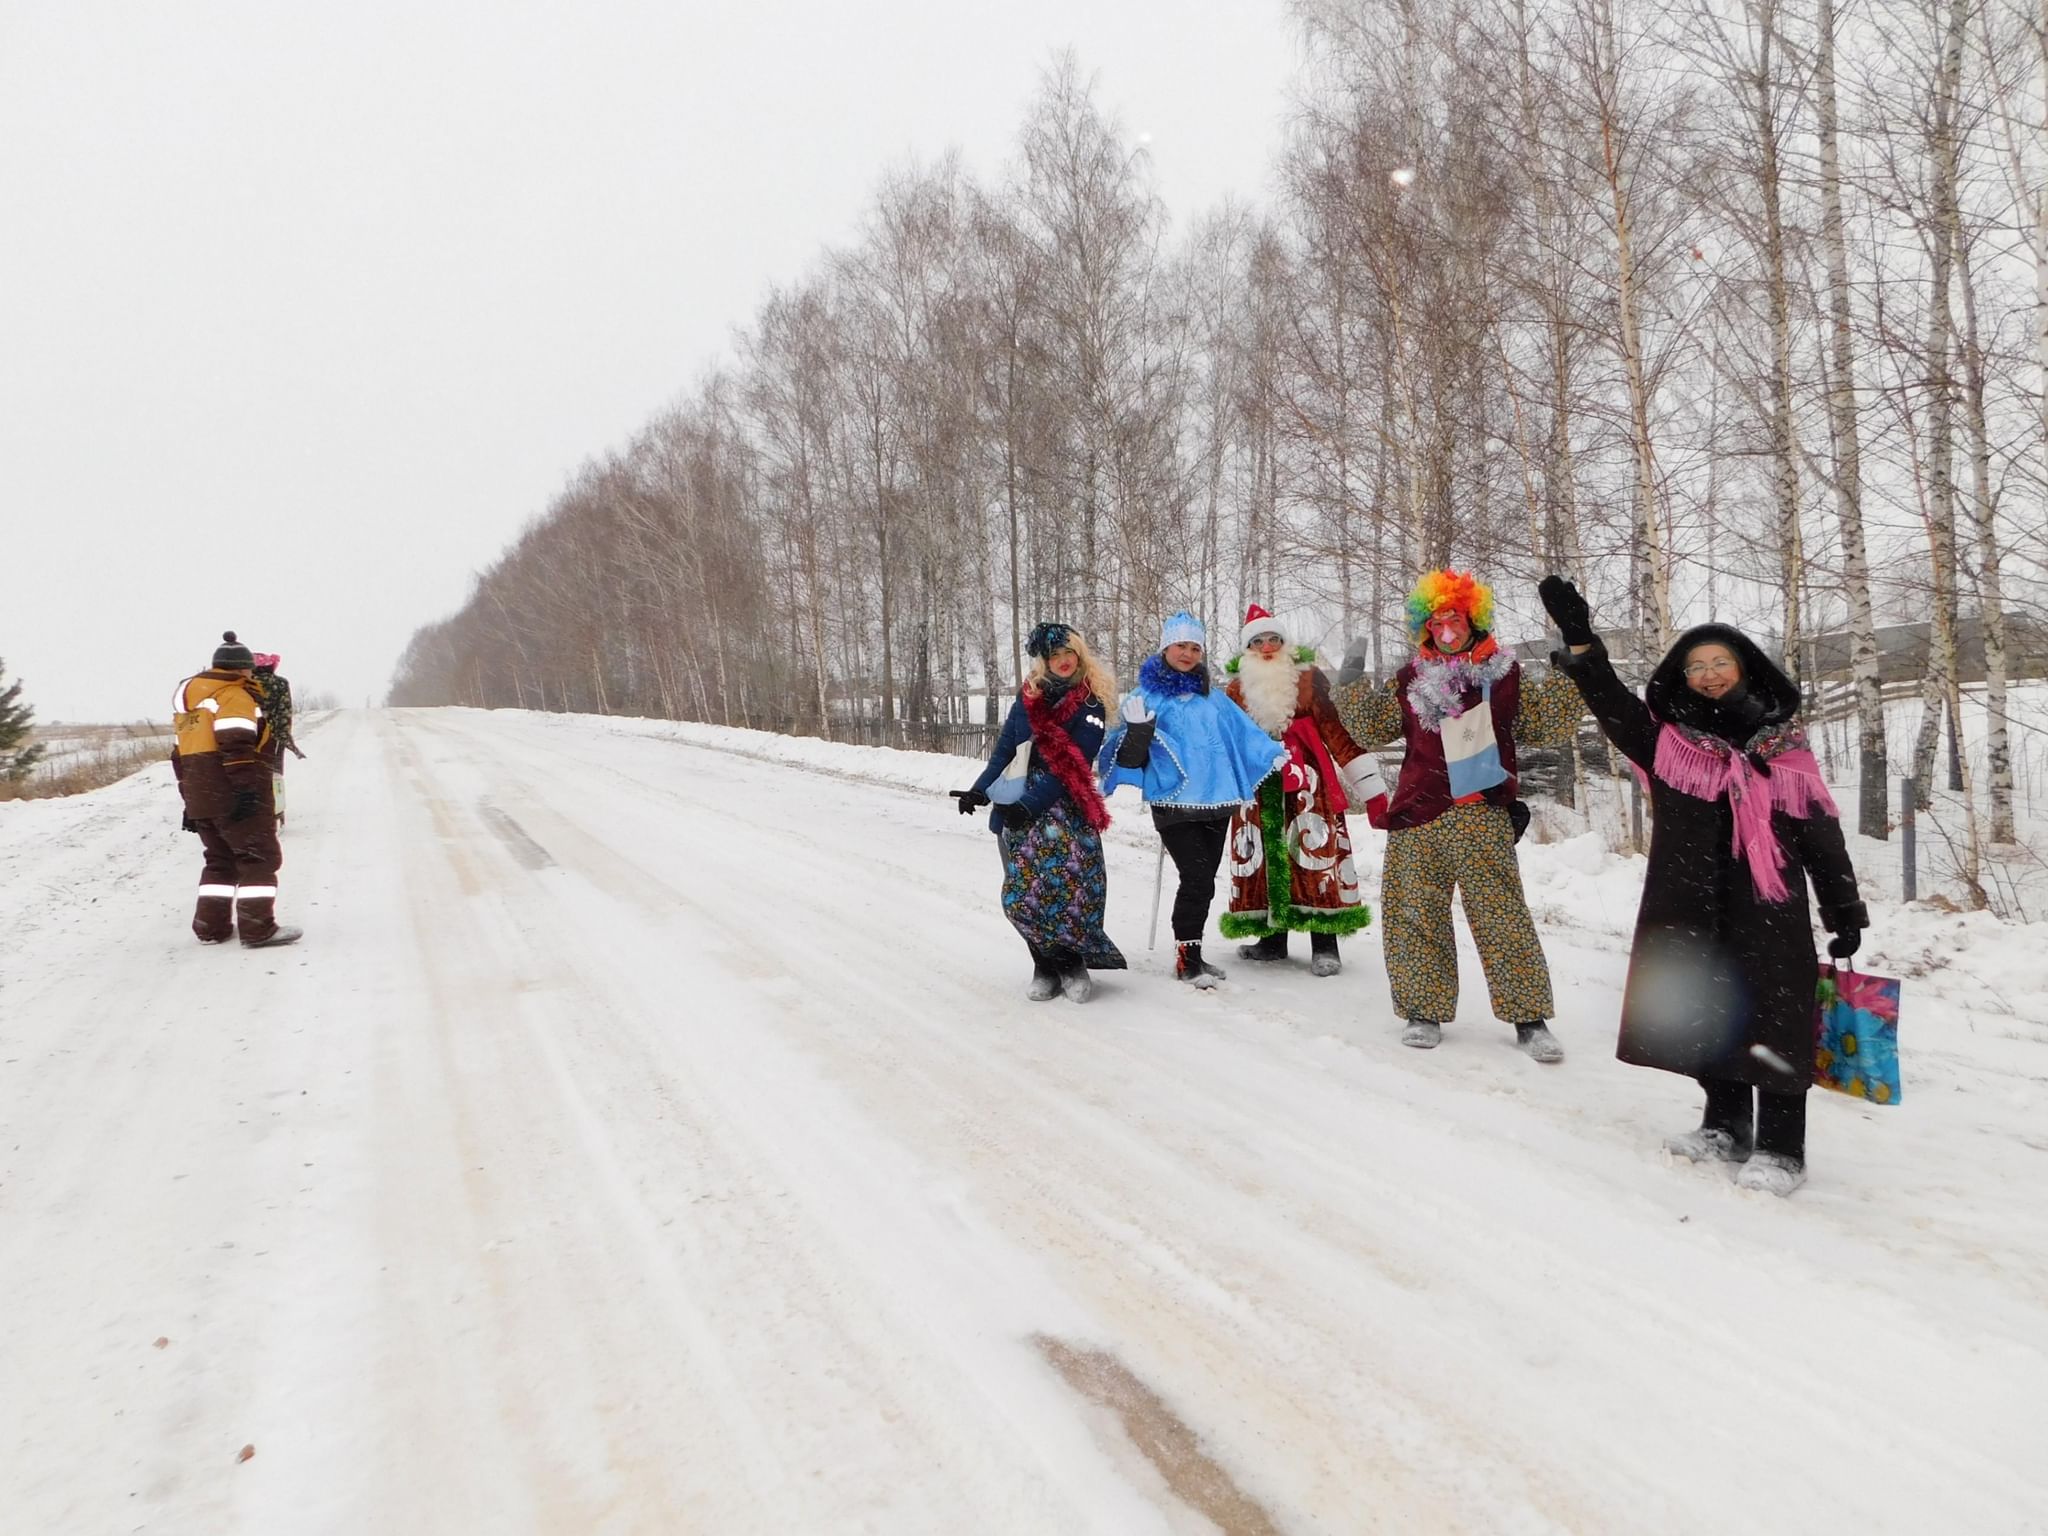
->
[999, 800, 1127, 970]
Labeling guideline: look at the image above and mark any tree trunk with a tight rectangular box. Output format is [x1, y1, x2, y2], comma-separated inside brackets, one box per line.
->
[1911, 0, 1969, 825]
[1597, 0, 1671, 651]
[1817, 0, 1887, 836]
[1753, 0, 1804, 687]
[1955, 193, 2016, 841]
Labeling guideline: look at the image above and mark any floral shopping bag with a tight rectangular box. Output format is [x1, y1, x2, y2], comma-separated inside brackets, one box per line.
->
[1815, 964, 1902, 1105]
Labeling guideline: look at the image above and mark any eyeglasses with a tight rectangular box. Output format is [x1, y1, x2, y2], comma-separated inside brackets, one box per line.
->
[1683, 658, 1739, 678]
[1250, 633, 1284, 647]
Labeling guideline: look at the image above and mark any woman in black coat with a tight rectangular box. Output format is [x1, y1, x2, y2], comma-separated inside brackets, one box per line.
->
[1539, 578, 1867, 1196]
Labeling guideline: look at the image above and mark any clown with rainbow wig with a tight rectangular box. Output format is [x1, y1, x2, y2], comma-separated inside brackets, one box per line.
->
[1333, 569, 1585, 1060]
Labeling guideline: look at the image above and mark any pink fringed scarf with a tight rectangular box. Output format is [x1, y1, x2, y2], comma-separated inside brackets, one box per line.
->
[1639, 722, 1838, 902]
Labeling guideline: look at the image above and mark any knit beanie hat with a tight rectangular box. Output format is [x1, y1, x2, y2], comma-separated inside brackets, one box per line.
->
[1160, 611, 1207, 651]
[1239, 603, 1288, 650]
[211, 630, 255, 670]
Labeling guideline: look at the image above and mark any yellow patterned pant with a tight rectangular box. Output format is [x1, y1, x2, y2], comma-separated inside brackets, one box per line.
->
[1380, 803, 1555, 1025]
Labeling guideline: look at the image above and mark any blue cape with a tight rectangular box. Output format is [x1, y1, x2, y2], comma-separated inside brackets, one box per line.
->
[1098, 654, 1284, 809]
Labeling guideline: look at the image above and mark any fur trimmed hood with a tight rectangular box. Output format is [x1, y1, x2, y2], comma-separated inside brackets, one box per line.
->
[1646, 624, 1801, 743]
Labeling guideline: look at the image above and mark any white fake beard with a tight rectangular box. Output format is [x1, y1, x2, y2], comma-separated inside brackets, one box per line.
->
[1238, 651, 1300, 736]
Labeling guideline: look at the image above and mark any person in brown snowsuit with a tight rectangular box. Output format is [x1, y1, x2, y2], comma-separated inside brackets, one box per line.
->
[171, 631, 302, 947]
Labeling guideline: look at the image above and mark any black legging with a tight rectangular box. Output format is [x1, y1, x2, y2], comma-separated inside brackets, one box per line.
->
[1155, 813, 1231, 942]
[1701, 1078, 1807, 1160]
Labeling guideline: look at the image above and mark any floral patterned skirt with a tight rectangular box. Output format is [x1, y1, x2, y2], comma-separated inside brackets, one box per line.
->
[1000, 800, 1127, 969]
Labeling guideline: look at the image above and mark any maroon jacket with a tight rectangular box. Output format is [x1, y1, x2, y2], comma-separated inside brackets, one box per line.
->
[1378, 658, 1523, 832]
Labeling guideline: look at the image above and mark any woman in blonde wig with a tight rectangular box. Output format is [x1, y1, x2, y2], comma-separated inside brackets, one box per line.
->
[952, 622, 1126, 1002]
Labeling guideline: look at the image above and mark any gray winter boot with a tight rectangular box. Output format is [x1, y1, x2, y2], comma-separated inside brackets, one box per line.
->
[1663, 1126, 1753, 1164]
[1515, 1022, 1565, 1063]
[1058, 966, 1095, 1004]
[1735, 1151, 1807, 1196]
[1401, 1019, 1443, 1050]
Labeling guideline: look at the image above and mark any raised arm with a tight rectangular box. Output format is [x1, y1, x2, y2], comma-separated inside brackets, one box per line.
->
[1332, 675, 1403, 751]
[1512, 666, 1586, 749]
[1538, 576, 1660, 771]
[1307, 668, 1365, 766]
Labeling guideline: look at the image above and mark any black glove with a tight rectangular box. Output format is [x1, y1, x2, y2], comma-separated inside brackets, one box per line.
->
[1538, 575, 1596, 648]
[1508, 799, 1531, 842]
[1002, 802, 1039, 832]
[180, 812, 197, 834]
[950, 789, 989, 815]
[227, 788, 261, 823]
[1336, 639, 1369, 689]
[1115, 718, 1155, 770]
[1823, 901, 1868, 961]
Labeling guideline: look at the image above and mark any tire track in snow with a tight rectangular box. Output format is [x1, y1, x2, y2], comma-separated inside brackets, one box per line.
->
[375, 712, 1177, 1534]
[412, 707, 2048, 1534]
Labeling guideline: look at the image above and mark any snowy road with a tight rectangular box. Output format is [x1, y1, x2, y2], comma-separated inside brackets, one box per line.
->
[4, 708, 2046, 1534]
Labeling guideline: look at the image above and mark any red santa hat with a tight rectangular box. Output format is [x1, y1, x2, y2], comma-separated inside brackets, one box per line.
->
[1240, 603, 1289, 651]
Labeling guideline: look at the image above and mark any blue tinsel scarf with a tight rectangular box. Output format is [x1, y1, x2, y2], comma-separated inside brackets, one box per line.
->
[1139, 652, 1210, 697]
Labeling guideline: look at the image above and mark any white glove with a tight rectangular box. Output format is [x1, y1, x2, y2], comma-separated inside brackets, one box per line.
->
[1122, 692, 1152, 725]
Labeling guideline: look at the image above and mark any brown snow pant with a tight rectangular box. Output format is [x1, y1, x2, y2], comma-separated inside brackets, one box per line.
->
[192, 814, 283, 945]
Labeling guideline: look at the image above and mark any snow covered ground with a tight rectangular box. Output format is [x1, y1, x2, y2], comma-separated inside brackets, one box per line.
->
[3, 707, 2045, 1535]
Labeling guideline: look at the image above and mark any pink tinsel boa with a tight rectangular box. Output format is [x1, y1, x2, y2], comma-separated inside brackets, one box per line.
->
[1636, 722, 1838, 902]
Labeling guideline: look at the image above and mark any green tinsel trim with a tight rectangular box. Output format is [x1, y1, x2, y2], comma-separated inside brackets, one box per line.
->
[1260, 775, 1290, 930]
[1218, 781, 1378, 939]
[1220, 782, 1384, 937]
[1218, 908, 1268, 938]
[1221, 905, 1373, 938]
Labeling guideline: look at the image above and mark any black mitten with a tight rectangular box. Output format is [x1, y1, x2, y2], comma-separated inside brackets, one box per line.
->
[1537, 576, 1596, 647]
[1115, 718, 1155, 770]
[1823, 900, 1869, 961]
[1508, 800, 1532, 842]
[950, 789, 989, 815]
[227, 788, 261, 823]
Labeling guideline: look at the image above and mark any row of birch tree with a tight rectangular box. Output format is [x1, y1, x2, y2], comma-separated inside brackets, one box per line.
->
[392, 0, 2048, 884]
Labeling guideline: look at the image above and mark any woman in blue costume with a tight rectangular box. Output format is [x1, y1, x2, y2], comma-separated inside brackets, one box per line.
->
[1099, 611, 1288, 988]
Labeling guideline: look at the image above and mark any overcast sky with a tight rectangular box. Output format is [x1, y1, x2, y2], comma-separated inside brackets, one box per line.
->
[1, 1, 1298, 723]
